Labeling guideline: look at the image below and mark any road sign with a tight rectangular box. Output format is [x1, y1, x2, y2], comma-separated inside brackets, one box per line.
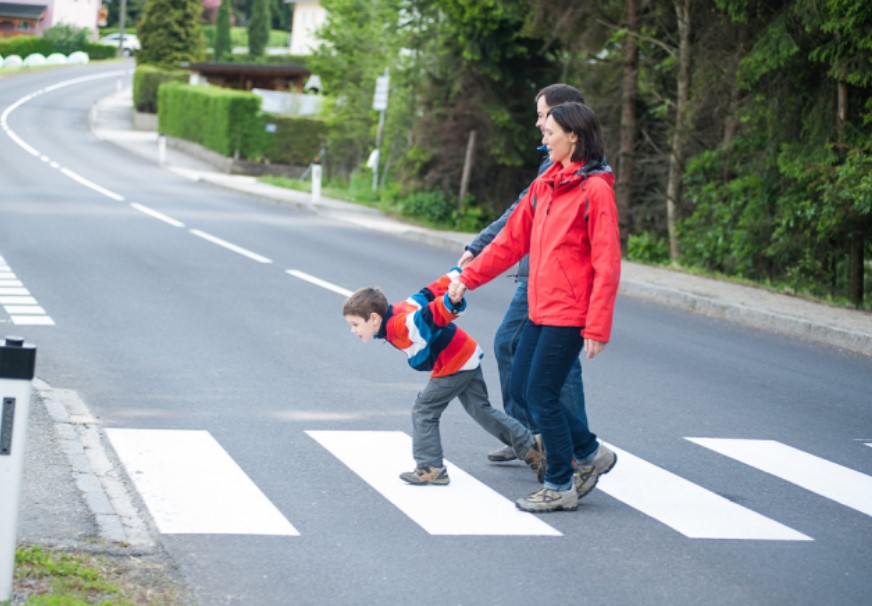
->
[373, 74, 389, 111]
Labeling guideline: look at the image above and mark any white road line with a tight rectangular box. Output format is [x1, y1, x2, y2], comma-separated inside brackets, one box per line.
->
[687, 438, 872, 518]
[0, 296, 37, 305]
[596, 443, 811, 540]
[106, 429, 299, 535]
[130, 202, 185, 228]
[0, 288, 29, 296]
[189, 229, 272, 264]
[59, 167, 124, 201]
[4, 305, 45, 314]
[307, 430, 561, 536]
[286, 270, 353, 297]
[0, 280, 22, 287]
[0, 273, 14, 279]
[12, 316, 55, 326]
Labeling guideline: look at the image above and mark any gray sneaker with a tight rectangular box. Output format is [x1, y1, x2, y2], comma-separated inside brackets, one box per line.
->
[516, 486, 578, 513]
[520, 434, 546, 483]
[575, 443, 617, 499]
[487, 444, 517, 462]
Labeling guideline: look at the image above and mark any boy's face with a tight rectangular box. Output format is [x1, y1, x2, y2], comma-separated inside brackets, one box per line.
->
[345, 313, 382, 343]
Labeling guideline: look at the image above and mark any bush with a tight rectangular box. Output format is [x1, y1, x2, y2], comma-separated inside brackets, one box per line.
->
[261, 114, 326, 166]
[158, 83, 263, 158]
[626, 232, 670, 265]
[0, 34, 115, 61]
[137, 0, 205, 67]
[43, 24, 89, 55]
[0, 36, 53, 58]
[133, 65, 188, 113]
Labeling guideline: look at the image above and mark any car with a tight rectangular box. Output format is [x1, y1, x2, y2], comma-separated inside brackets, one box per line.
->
[98, 33, 141, 57]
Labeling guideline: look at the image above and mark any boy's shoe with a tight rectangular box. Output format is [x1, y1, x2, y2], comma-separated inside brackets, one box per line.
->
[487, 444, 517, 462]
[574, 444, 617, 499]
[521, 435, 547, 483]
[400, 466, 450, 485]
[515, 486, 578, 513]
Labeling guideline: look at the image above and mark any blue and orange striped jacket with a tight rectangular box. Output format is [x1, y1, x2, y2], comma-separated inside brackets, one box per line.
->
[376, 268, 483, 377]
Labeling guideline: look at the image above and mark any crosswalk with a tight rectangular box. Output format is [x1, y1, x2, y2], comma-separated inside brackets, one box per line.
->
[104, 428, 871, 541]
[0, 255, 54, 326]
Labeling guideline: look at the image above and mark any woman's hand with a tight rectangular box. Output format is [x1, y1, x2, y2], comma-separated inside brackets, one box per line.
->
[583, 338, 606, 360]
[457, 250, 475, 269]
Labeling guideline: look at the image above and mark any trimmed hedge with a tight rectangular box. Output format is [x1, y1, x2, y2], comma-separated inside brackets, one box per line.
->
[261, 114, 326, 166]
[133, 65, 188, 113]
[0, 36, 116, 61]
[158, 83, 264, 159]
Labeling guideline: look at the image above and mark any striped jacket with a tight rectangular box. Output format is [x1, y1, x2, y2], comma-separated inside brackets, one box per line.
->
[376, 268, 483, 377]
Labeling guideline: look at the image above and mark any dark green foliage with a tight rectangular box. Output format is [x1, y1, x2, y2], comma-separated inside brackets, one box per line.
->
[0, 34, 115, 60]
[261, 115, 327, 166]
[43, 24, 90, 55]
[158, 83, 264, 158]
[132, 65, 189, 113]
[136, 0, 205, 68]
[247, 0, 271, 59]
[214, 0, 233, 61]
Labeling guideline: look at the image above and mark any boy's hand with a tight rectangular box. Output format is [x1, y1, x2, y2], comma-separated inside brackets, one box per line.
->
[449, 280, 467, 304]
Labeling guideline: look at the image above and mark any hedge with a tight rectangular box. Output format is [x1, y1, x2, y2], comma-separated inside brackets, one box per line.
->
[261, 114, 326, 166]
[0, 36, 115, 61]
[133, 65, 188, 113]
[158, 83, 264, 159]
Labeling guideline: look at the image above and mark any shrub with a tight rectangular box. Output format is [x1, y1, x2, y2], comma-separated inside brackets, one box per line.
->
[43, 24, 89, 55]
[261, 114, 326, 166]
[133, 65, 188, 113]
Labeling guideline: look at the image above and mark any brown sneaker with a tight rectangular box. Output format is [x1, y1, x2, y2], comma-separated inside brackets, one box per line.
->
[399, 466, 450, 485]
[521, 435, 547, 483]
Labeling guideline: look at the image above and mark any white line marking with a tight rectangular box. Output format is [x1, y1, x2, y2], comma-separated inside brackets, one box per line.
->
[60, 167, 124, 201]
[0, 296, 37, 305]
[130, 203, 185, 227]
[687, 438, 872, 518]
[189, 229, 272, 264]
[0, 280, 21, 287]
[287, 270, 353, 297]
[307, 430, 561, 536]
[0, 288, 29, 296]
[596, 443, 811, 540]
[4, 305, 45, 314]
[106, 429, 298, 535]
[12, 316, 55, 325]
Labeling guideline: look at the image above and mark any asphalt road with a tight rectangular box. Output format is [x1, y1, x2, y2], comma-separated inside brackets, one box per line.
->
[2, 64, 872, 606]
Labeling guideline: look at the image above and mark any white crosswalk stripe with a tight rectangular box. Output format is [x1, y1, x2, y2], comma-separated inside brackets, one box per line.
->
[106, 428, 298, 535]
[687, 438, 872, 518]
[0, 255, 54, 325]
[307, 430, 561, 536]
[597, 443, 811, 540]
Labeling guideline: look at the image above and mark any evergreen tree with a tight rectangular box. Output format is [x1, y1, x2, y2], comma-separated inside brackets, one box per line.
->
[137, 0, 205, 67]
[248, 0, 271, 59]
[215, 0, 233, 61]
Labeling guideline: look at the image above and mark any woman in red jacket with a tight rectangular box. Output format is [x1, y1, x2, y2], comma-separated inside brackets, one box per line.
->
[450, 102, 621, 513]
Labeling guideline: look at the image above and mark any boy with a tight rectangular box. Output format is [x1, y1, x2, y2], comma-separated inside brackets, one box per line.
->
[342, 268, 544, 485]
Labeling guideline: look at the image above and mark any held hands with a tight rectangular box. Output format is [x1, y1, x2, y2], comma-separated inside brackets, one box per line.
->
[449, 279, 467, 305]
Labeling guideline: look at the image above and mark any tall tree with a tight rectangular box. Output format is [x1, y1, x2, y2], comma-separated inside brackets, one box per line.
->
[214, 0, 233, 61]
[137, 0, 205, 67]
[247, 0, 271, 58]
[616, 0, 639, 248]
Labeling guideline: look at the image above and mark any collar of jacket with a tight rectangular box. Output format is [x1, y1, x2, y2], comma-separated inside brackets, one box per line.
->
[375, 305, 392, 340]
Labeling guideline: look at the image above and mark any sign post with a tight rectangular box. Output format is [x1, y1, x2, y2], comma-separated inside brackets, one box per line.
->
[0, 337, 37, 603]
[371, 69, 389, 191]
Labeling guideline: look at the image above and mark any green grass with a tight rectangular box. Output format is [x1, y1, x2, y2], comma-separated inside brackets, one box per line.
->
[10, 545, 189, 606]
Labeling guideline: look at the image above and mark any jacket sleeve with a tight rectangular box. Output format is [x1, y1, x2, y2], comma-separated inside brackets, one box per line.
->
[412, 268, 465, 330]
[460, 186, 536, 290]
[582, 179, 622, 342]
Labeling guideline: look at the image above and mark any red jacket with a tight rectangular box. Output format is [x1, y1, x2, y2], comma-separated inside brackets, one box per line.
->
[460, 160, 621, 342]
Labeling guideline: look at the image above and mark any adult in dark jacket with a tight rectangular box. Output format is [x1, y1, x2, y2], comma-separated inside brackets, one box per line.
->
[452, 102, 621, 512]
[458, 84, 600, 462]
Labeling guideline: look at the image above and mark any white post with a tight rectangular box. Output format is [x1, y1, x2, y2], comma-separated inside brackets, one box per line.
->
[311, 160, 322, 208]
[0, 337, 37, 603]
[158, 135, 166, 166]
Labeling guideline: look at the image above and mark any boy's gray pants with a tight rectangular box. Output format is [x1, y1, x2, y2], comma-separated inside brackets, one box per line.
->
[412, 366, 534, 468]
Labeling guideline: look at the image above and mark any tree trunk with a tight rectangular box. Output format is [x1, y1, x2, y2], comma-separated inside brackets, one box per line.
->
[616, 0, 639, 250]
[666, 0, 691, 261]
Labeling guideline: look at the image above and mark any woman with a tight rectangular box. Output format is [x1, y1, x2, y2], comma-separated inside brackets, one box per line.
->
[450, 102, 621, 512]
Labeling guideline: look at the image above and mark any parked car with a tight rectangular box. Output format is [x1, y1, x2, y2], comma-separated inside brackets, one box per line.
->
[98, 33, 141, 57]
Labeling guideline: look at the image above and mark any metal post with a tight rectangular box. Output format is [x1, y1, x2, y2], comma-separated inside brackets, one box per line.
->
[311, 157, 321, 208]
[0, 337, 37, 603]
[117, 0, 127, 58]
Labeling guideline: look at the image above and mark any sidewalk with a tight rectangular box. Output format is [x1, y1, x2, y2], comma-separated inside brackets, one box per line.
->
[91, 87, 872, 358]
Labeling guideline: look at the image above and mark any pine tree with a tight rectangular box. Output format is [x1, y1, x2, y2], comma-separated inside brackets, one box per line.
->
[137, 0, 205, 67]
[248, 0, 271, 59]
[215, 0, 233, 61]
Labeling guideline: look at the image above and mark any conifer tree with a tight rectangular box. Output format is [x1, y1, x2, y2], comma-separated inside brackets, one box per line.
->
[137, 0, 205, 67]
[214, 0, 233, 61]
[248, 0, 271, 59]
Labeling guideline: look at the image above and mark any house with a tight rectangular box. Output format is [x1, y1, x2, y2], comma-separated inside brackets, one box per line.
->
[289, 0, 326, 55]
[0, 0, 100, 39]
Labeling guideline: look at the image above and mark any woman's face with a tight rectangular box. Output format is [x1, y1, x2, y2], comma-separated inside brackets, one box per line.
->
[542, 114, 577, 167]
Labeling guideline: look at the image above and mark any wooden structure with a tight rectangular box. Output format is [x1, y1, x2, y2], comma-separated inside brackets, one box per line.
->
[184, 63, 311, 93]
[0, 2, 45, 38]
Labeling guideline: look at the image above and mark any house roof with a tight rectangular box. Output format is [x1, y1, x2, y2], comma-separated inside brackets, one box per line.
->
[185, 63, 311, 78]
[0, 2, 47, 19]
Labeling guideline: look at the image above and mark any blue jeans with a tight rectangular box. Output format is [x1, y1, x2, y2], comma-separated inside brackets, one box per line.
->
[511, 322, 599, 490]
[493, 280, 589, 434]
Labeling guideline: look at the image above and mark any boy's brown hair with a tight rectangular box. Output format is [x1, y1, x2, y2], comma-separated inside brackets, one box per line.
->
[343, 287, 389, 319]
